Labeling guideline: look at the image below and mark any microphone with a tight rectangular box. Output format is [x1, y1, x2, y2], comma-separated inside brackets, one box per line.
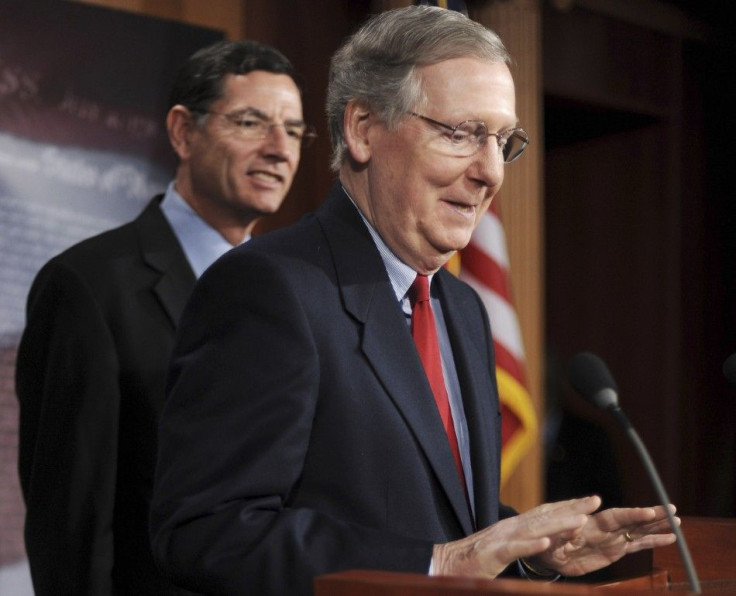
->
[567, 352, 701, 593]
[723, 353, 736, 387]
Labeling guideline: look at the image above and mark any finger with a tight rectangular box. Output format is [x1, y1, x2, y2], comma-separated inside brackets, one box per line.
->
[623, 532, 677, 553]
[521, 496, 601, 531]
[650, 504, 677, 520]
[627, 516, 680, 539]
[518, 511, 590, 543]
[625, 503, 677, 525]
[595, 505, 664, 532]
[535, 495, 602, 516]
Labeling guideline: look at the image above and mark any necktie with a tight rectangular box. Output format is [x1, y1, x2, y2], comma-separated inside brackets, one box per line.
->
[409, 274, 466, 488]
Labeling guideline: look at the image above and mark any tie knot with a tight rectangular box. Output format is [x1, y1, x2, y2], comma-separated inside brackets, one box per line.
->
[409, 274, 431, 306]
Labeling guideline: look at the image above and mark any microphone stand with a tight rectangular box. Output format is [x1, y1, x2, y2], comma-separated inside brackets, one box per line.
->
[608, 405, 701, 593]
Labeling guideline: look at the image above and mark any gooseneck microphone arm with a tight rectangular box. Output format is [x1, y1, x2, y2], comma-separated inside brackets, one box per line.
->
[606, 404, 700, 593]
[568, 352, 701, 594]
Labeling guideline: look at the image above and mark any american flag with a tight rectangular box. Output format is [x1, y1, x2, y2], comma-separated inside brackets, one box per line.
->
[457, 200, 538, 486]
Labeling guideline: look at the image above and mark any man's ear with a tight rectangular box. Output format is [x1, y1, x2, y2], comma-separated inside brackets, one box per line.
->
[343, 100, 375, 164]
[167, 105, 196, 161]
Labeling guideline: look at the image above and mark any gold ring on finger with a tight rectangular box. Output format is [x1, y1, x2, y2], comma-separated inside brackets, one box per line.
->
[624, 531, 634, 543]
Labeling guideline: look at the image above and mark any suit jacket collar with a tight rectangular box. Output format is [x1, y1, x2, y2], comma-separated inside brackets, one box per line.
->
[316, 184, 499, 534]
[435, 270, 502, 529]
[135, 195, 196, 327]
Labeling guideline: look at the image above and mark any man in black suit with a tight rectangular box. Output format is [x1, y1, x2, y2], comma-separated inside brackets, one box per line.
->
[15, 39, 312, 595]
[151, 7, 678, 596]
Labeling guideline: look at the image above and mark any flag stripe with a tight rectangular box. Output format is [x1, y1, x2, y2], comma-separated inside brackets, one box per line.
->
[460, 272, 525, 361]
[469, 207, 509, 269]
[495, 368, 538, 486]
[457, 201, 537, 487]
[491, 340, 526, 388]
[460, 242, 512, 303]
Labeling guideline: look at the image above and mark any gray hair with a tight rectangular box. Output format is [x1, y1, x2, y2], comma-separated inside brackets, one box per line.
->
[326, 5, 511, 171]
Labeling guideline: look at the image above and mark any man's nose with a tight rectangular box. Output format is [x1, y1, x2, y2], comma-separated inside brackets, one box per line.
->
[260, 123, 295, 159]
[470, 139, 505, 187]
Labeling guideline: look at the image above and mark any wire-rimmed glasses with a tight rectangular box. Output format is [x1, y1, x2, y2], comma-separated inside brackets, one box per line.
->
[409, 112, 528, 163]
[193, 108, 317, 149]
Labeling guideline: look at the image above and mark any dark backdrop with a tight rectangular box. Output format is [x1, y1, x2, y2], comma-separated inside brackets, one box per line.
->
[542, 0, 736, 517]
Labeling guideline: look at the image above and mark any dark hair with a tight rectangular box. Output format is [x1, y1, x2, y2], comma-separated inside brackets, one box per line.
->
[169, 40, 298, 113]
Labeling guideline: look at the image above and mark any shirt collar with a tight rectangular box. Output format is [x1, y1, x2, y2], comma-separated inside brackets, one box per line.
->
[340, 185, 431, 305]
[160, 182, 247, 278]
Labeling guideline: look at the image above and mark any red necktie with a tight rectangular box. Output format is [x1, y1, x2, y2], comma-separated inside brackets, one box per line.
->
[409, 274, 466, 487]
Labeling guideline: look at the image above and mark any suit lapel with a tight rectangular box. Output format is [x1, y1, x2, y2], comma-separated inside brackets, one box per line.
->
[317, 186, 474, 534]
[135, 197, 196, 327]
[436, 270, 502, 529]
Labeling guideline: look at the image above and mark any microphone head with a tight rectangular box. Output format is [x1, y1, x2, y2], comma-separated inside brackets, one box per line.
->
[567, 352, 619, 410]
[724, 353, 736, 387]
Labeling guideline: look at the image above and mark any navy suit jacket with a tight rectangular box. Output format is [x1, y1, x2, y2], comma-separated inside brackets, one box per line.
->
[151, 184, 514, 595]
[17, 197, 199, 595]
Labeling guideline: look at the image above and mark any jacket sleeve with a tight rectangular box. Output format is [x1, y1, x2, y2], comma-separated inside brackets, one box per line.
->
[16, 259, 119, 596]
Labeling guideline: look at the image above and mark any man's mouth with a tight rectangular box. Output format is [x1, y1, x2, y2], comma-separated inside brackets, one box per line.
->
[250, 170, 283, 183]
[445, 200, 477, 217]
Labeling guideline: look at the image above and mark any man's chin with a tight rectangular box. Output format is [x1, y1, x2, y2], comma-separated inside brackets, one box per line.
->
[242, 193, 288, 216]
[442, 231, 474, 254]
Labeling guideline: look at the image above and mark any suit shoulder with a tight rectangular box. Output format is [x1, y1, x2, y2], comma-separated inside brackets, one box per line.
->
[41, 198, 166, 274]
[39, 223, 135, 285]
[224, 213, 326, 271]
[31, 204, 171, 299]
[248, 212, 321, 254]
[197, 214, 332, 297]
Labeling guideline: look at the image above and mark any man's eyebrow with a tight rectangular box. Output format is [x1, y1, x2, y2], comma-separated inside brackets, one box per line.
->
[229, 107, 268, 119]
[230, 107, 306, 127]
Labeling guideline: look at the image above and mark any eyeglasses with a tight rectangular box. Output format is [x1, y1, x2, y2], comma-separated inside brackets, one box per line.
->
[409, 112, 529, 163]
[192, 108, 317, 149]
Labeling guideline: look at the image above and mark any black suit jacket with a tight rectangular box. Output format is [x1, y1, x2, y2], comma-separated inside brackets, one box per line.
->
[151, 184, 515, 595]
[16, 197, 199, 595]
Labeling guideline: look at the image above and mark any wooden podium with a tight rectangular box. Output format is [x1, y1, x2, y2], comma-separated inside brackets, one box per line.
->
[315, 517, 736, 595]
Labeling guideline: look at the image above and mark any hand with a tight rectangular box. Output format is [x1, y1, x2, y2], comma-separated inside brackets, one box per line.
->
[532, 501, 679, 577]
[432, 496, 601, 579]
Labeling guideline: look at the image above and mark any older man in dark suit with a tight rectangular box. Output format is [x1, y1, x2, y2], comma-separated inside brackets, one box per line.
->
[15, 40, 312, 595]
[151, 7, 678, 596]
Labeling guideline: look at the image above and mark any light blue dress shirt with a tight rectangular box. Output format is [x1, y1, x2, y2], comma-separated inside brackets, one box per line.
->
[159, 182, 248, 279]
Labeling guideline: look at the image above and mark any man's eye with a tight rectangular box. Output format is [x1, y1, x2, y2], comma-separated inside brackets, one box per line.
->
[236, 118, 262, 130]
[285, 127, 304, 140]
[452, 123, 485, 144]
[470, 125, 488, 143]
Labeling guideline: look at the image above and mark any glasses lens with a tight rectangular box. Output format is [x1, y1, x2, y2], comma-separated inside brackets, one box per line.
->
[237, 119, 268, 139]
[503, 130, 529, 163]
[234, 117, 316, 149]
[452, 121, 487, 156]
